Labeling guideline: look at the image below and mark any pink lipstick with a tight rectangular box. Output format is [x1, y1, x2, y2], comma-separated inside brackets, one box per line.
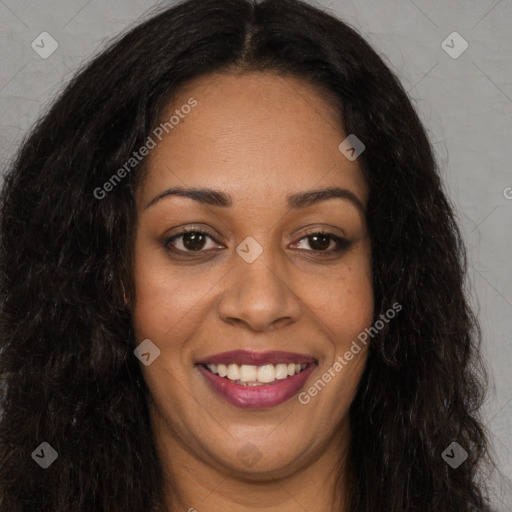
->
[196, 350, 317, 409]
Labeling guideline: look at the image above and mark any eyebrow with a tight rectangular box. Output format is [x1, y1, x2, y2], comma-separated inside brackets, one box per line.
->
[145, 186, 365, 214]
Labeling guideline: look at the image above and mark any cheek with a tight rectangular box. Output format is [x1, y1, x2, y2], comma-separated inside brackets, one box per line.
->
[130, 241, 220, 343]
[132, 271, 211, 346]
[308, 247, 374, 353]
[298, 250, 373, 416]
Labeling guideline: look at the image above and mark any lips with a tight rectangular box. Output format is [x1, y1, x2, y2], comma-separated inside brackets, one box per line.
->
[196, 350, 317, 408]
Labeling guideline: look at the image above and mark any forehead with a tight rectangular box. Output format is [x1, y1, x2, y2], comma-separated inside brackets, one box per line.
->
[138, 72, 367, 207]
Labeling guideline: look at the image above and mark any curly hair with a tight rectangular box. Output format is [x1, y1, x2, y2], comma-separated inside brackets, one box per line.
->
[0, 0, 492, 510]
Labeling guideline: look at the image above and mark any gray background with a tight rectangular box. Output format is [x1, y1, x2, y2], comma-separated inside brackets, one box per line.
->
[0, 0, 511, 507]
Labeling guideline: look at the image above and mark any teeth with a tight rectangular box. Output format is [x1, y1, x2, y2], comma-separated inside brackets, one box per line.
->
[257, 364, 275, 383]
[226, 364, 240, 381]
[217, 364, 227, 377]
[275, 363, 288, 380]
[239, 365, 257, 382]
[205, 362, 309, 384]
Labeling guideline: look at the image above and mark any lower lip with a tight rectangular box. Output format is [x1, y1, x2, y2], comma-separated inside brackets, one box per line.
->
[197, 364, 316, 409]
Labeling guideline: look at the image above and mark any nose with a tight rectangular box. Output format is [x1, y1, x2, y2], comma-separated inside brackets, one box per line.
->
[217, 247, 302, 332]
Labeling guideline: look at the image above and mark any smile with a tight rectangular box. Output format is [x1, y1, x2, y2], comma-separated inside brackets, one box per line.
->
[196, 350, 317, 408]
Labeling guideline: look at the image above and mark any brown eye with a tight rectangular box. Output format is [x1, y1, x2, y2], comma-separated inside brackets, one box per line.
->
[306, 233, 331, 251]
[164, 229, 219, 253]
[164, 228, 351, 258]
[181, 232, 207, 251]
[293, 231, 352, 254]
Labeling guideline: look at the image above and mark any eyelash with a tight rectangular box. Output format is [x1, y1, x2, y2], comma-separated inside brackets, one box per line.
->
[163, 228, 352, 258]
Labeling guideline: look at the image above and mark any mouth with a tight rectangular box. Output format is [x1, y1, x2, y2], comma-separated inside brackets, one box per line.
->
[196, 350, 318, 408]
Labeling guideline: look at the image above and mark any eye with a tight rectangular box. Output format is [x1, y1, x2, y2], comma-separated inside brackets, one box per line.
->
[163, 228, 352, 257]
[292, 230, 352, 255]
[164, 229, 221, 254]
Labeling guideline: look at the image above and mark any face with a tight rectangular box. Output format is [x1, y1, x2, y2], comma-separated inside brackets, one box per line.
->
[131, 71, 373, 481]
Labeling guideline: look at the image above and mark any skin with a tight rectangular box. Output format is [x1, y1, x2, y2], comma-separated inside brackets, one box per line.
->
[131, 71, 374, 512]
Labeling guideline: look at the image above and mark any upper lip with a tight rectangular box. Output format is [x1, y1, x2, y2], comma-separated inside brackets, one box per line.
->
[196, 350, 317, 366]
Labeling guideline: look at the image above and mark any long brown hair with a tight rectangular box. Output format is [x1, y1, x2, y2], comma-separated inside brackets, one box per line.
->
[0, 0, 492, 510]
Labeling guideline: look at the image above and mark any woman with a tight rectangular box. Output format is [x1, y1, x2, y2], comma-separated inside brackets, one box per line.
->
[0, 0, 495, 510]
